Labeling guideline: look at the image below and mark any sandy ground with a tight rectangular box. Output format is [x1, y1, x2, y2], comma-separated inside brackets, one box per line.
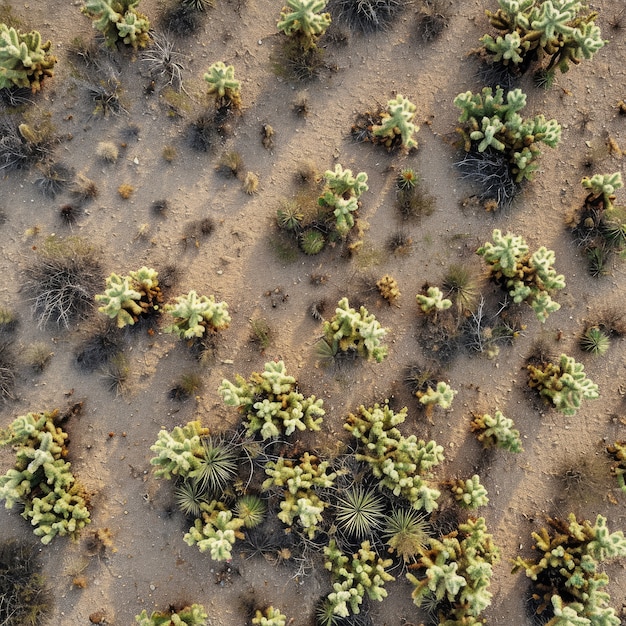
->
[1, 0, 626, 624]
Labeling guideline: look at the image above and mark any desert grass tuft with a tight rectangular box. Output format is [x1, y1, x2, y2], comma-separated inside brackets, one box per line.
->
[328, 0, 405, 32]
[383, 506, 430, 563]
[117, 183, 134, 199]
[23, 342, 54, 372]
[169, 372, 203, 401]
[74, 323, 122, 371]
[96, 141, 119, 163]
[34, 162, 74, 198]
[579, 326, 610, 356]
[102, 353, 129, 395]
[194, 436, 239, 497]
[242, 172, 259, 194]
[249, 318, 273, 351]
[174, 480, 209, 518]
[334, 485, 386, 540]
[234, 494, 267, 528]
[0, 342, 16, 402]
[71, 172, 99, 201]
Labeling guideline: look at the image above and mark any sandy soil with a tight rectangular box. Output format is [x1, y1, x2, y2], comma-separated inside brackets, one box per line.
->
[1, 0, 626, 624]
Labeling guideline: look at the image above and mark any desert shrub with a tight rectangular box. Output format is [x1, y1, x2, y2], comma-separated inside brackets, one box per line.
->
[23, 235, 103, 329]
[0, 540, 52, 626]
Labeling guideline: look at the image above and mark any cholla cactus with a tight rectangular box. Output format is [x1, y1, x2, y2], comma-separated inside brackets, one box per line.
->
[581, 172, 623, 210]
[277, 0, 331, 49]
[477, 229, 565, 322]
[96, 267, 162, 327]
[0, 25, 57, 92]
[449, 474, 489, 509]
[81, 0, 151, 50]
[455, 86, 561, 182]
[317, 164, 368, 237]
[163, 291, 231, 339]
[0, 410, 90, 544]
[407, 517, 500, 623]
[417, 381, 457, 420]
[607, 442, 626, 494]
[252, 607, 287, 626]
[135, 604, 208, 626]
[263, 452, 336, 538]
[203, 61, 241, 108]
[376, 275, 400, 304]
[416, 286, 452, 313]
[512, 514, 626, 624]
[527, 353, 599, 416]
[372, 94, 419, 152]
[481, 0, 606, 76]
[319, 297, 388, 363]
[219, 360, 324, 440]
[471, 409, 523, 452]
[345, 403, 444, 512]
[183, 500, 245, 560]
[324, 539, 394, 617]
[149, 420, 210, 480]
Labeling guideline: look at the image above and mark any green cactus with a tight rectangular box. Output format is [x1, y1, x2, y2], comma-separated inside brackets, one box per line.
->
[345, 402, 444, 512]
[607, 441, 626, 494]
[0, 410, 90, 544]
[183, 500, 245, 561]
[322, 163, 369, 198]
[372, 94, 419, 152]
[81, 0, 151, 50]
[417, 381, 457, 414]
[449, 474, 489, 509]
[581, 172, 623, 210]
[407, 517, 500, 623]
[149, 420, 210, 480]
[277, 0, 331, 50]
[319, 297, 388, 363]
[477, 229, 565, 322]
[481, 0, 606, 76]
[163, 291, 231, 339]
[0, 24, 57, 92]
[471, 410, 523, 452]
[203, 62, 241, 108]
[416, 286, 452, 314]
[263, 453, 335, 538]
[455, 86, 561, 182]
[527, 353, 599, 416]
[324, 539, 394, 617]
[512, 514, 626, 625]
[95, 267, 162, 327]
[252, 607, 287, 626]
[135, 603, 208, 625]
[219, 360, 324, 440]
[316, 164, 368, 239]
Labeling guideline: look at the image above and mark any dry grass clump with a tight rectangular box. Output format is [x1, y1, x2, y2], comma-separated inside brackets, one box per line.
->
[96, 141, 119, 163]
[117, 183, 135, 199]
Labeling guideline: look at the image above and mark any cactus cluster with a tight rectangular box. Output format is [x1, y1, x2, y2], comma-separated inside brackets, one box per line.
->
[477, 229, 565, 322]
[219, 360, 325, 440]
[163, 290, 230, 340]
[527, 353, 599, 415]
[183, 500, 245, 561]
[262, 452, 336, 539]
[135, 603, 208, 626]
[481, 0, 605, 77]
[318, 297, 388, 363]
[0, 24, 56, 92]
[416, 381, 457, 422]
[455, 86, 561, 183]
[277, 0, 331, 50]
[95, 267, 162, 328]
[448, 474, 489, 509]
[0, 411, 90, 544]
[407, 517, 500, 623]
[371, 94, 419, 152]
[606, 442, 626, 495]
[251, 607, 287, 626]
[512, 514, 626, 625]
[416, 286, 452, 314]
[323, 539, 394, 617]
[81, 0, 151, 50]
[471, 409, 523, 452]
[345, 402, 444, 512]
[203, 61, 241, 109]
[317, 163, 369, 238]
[571, 172, 626, 276]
